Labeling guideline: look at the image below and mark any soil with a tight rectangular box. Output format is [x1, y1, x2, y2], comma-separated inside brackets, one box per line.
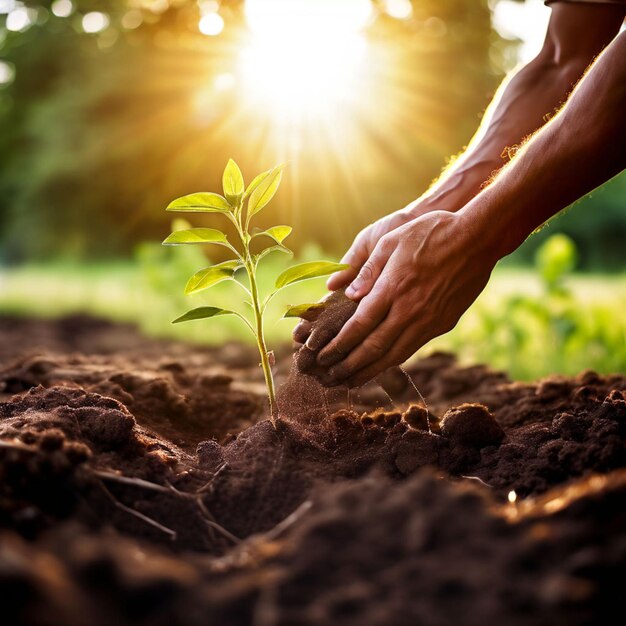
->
[0, 311, 625, 626]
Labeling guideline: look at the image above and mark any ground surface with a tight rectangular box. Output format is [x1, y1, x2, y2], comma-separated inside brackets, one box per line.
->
[0, 314, 625, 626]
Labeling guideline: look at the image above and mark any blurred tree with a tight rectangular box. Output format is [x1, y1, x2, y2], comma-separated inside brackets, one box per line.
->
[507, 172, 626, 271]
[2, 0, 621, 268]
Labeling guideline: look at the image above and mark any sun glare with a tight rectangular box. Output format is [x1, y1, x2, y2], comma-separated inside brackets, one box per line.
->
[199, 12, 224, 37]
[240, 0, 372, 122]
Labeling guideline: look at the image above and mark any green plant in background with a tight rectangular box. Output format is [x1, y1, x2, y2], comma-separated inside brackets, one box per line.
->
[534, 233, 578, 294]
[457, 233, 617, 379]
[136, 218, 207, 308]
[162, 159, 347, 420]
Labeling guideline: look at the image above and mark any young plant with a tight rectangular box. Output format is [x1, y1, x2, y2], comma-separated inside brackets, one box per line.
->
[162, 159, 347, 421]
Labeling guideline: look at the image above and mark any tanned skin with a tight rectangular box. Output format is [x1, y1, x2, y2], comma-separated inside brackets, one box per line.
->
[294, 2, 626, 387]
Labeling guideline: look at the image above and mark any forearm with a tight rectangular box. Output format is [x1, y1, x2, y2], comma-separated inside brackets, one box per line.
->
[461, 31, 626, 260]
[405, 4, 624, 220]
[409, 58, 583, 215]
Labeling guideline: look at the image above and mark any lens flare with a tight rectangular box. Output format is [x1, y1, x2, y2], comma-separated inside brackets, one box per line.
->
[199, 12, 224, 37]
[241, 0, 372, 123]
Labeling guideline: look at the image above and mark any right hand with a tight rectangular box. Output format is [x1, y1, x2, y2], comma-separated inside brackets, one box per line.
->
[293, 205, 423, 345]
[325, 209, 416, 292]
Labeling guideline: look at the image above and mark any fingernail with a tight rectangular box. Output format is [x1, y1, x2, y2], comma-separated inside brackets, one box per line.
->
[345, 285, 357, 298]
[305, 336, 319, 350]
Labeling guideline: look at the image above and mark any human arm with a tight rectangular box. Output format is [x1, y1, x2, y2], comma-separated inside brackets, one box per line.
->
[314, 28, 626, 387]
[320, 1, 626, 296]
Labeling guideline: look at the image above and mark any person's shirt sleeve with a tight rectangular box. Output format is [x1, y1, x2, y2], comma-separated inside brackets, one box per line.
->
[545, 0, 626, 5]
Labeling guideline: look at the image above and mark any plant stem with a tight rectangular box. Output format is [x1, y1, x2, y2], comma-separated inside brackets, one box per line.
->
[232, 201, 277, 422]
[247, 263, 277, 421]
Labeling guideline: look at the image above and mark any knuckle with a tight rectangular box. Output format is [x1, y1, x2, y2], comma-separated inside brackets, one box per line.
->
[344, 244, 364, 265]
[330, 334, 348, 351]
[364, 336, 387, 358]
[349, 314, 373, 334]
[379, 234, 396, 253]
[352, 230, 370, 251]
[357, 262, 375, 283]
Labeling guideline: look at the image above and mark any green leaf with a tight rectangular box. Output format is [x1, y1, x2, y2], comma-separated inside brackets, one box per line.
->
[252, 225, 292, 245]
[283, 303, 326, 319]
[162, 228, 229, 246]
[223, 159, 244, 204]
[248, 164, 284, 219]
[184, 260, 241, 295]
[275, 261, 350, 289]
[255, 245, 292, 264]
[172, 306, 237, 324]
[243, 170, 270, 200]
[166, 193, 232, 213]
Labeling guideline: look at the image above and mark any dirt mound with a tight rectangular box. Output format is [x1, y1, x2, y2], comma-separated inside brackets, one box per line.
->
[0, 336, 264, 449]
[0, 314, 625, 625]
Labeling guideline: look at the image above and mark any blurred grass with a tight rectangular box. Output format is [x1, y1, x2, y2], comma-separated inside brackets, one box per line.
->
[0, 241, 624, 380]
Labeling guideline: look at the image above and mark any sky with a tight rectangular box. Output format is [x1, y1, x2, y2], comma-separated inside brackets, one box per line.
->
[492, 0, 552, 63]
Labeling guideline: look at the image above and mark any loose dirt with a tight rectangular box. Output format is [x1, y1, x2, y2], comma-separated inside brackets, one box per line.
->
[0, 312, 624, 626]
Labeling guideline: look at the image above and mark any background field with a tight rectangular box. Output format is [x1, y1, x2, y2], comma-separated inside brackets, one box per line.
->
[2, 235, 624, 380]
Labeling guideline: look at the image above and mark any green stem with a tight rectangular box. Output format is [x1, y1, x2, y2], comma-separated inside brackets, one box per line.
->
[247, 262, 277, 420]
[233, 200, 278, 422]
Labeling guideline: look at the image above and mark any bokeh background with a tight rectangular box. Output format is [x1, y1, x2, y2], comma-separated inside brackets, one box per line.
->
[0, 0, 624, 378]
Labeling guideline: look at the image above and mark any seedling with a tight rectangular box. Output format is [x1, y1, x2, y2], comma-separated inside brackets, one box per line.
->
[163, 159, 347, 421]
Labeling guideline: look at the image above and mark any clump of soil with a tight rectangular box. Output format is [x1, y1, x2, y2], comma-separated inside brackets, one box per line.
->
[0, 313, 625, 625]
[292, 289, 358, 379]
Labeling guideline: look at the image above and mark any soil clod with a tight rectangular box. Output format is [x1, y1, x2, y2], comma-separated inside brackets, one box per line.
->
[440, 403, 505, 448]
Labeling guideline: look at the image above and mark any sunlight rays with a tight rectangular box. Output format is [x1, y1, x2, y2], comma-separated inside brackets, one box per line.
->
[101, 0, 465, 251]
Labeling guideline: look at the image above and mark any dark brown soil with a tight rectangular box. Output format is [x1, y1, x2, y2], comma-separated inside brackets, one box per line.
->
[0, 313, 625, 626]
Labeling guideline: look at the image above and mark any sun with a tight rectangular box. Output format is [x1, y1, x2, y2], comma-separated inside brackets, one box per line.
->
[240, 0, 372, 124]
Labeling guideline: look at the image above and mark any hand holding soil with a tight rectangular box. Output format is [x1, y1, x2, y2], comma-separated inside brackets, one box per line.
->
[295, 211, 497, 388]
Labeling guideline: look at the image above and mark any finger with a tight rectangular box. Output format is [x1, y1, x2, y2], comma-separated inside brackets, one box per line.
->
[301, 290, 357, 352]
[293, 320, 312, 344]
[326, 235, 369, 290]
[326, 266, 358, 291]
[322, 312, 405, 385]
[305, 325, 337, 354]
[344, 325, 427, 388]
[315, 286, 391, 368]
[292, 302, 321, 344]
[345, 237, 393, 300]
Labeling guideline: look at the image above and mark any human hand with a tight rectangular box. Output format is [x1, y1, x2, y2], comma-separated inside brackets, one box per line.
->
[325, 209, 417, 291]
[294, 205, 422, 345]
[307, 210, 498, 387]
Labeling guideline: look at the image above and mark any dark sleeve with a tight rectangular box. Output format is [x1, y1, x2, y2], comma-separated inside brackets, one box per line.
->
[546, 0, 626, 4]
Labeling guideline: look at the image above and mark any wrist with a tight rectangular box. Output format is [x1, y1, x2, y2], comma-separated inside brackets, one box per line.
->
[406, 159, 502, 220]
[455, 195, 514, 266]
[404, 195, 440, 219]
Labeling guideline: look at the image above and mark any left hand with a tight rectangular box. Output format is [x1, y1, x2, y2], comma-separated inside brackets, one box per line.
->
[309, 210, 498, 387]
